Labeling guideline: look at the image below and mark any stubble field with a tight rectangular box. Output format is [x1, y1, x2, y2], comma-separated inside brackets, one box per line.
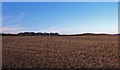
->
[2, 35, 118, 68]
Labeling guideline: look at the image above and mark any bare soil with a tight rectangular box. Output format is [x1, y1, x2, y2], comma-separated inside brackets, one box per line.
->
[2, 36, 118, 68]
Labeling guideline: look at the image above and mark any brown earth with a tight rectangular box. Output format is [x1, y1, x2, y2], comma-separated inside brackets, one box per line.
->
[2, 35, 118, 68]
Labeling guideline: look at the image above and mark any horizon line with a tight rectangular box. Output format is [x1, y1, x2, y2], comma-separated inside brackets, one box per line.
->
[0, 32, 120, 35]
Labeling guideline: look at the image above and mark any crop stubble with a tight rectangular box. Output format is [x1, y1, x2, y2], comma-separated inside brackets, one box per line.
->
[2, 35, 118, 68]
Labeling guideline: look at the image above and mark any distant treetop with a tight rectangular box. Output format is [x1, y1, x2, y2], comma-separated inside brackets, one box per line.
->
[1, 32, 117, 36]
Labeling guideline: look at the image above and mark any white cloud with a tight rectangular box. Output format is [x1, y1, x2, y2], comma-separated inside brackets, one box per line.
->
[26, 30, 60, 33]
[1, 24, 22, 34]
[1, 12, 25, 33]
[18, 12, 25, 18]
[3, 12, 25, 24]
[2, 16, 12, 21]
[41, 30, 59, 33]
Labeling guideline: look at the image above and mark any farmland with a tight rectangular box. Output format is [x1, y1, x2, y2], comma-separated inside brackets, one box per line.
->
[2, 35, 118, 68]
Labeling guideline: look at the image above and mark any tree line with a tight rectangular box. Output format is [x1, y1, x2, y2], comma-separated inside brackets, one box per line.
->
[1, 32, 116, 36]
[1, 32, 59, 36]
